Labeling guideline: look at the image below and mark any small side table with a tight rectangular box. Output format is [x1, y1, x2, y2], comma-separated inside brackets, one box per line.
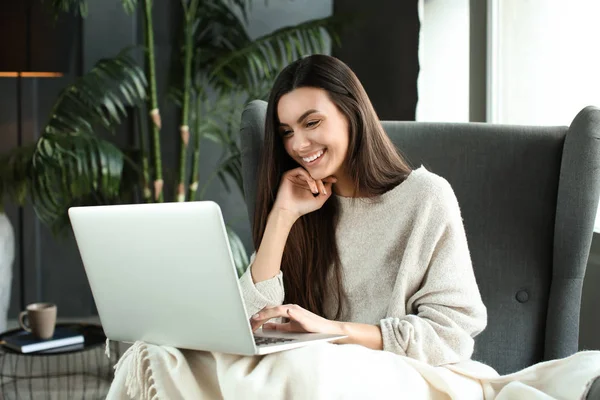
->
[0, 323, 121, 400]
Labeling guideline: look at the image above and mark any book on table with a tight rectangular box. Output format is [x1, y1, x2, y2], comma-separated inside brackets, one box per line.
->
[36, 342, 85, 354]
[2, 327, 85, 354]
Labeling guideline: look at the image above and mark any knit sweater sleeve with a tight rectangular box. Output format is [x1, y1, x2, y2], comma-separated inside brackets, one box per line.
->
[379, 179, 487, 366]
[238, 252, 285, 317]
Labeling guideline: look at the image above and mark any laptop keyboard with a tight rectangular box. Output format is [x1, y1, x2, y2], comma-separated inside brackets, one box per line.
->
[254, 336, 296, 346]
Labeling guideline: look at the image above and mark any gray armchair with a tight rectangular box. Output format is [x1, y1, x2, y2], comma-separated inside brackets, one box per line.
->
[239, 100, 600, 396]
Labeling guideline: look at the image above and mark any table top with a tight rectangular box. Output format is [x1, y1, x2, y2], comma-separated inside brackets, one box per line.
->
[0, 323, 107, 356]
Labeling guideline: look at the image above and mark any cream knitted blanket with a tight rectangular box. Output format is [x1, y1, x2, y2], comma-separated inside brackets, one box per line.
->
[107, 341, 600, 400]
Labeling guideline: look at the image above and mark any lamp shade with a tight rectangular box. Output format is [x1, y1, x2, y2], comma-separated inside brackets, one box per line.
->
[0, 0, 77, 74]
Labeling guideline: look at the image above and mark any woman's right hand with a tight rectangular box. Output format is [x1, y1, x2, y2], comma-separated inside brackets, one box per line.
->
[272, 167, 337, 220]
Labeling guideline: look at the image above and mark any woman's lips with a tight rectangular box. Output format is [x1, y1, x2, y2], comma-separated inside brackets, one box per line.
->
[302, 149, 326, 167]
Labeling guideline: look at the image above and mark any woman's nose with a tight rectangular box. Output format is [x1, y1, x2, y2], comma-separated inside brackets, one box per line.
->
[292, 133, 311, 153]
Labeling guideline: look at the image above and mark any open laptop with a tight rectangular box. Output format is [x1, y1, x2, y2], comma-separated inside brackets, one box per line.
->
[68, 201, 345, 355]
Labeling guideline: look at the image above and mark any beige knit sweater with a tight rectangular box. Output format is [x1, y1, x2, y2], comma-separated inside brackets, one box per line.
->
[238, 165, 487, 366]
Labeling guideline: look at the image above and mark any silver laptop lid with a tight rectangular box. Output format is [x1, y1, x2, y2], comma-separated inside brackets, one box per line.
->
[68, 201, 257, 355]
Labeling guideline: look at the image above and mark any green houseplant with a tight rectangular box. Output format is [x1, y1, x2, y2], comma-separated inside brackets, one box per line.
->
[0, 0, 339, 275]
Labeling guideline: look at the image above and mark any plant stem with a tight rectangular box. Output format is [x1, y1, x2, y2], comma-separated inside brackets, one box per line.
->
[177, 0, 199, 202]
[137, 108, 152, 202]
[188, 92, 202, 201]
[143, 0, 164, 202]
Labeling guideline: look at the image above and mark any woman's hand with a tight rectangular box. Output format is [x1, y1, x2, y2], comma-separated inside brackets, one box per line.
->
[272, 168, 337, 220]
[250, 304, 384, 350]
[250, 304, 344, 336]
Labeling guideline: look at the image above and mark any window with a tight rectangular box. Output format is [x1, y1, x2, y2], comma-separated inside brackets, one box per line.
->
[416, 0, 470, 122]
[487, 0, 600, 231]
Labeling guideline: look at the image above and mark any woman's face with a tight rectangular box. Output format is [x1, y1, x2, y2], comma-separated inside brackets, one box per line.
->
[277, 87, 350, 181]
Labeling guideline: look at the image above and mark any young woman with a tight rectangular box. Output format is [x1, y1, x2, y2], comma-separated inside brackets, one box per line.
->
[109, 54, 600, 400]
[237, 53, 487, 366]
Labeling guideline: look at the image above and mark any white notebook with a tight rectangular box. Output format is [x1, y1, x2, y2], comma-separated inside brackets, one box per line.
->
[2, 327, 85, 353]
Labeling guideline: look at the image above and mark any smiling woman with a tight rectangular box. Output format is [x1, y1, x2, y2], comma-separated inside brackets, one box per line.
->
[250, 55, 417, 328]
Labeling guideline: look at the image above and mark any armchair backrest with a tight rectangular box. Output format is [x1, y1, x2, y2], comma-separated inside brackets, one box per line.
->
[239, 100, 600, 374]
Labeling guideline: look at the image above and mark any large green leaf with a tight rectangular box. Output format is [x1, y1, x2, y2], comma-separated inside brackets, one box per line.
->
[44, 50, 146, 138]
[226, 225, 249, 277]
[206, 17, 341, 91]
[29, 134, 128, 235]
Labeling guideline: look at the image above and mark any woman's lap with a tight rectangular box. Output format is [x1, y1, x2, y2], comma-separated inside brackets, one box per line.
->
[184, 343, 479, 399]
[108, 342, 486, 399]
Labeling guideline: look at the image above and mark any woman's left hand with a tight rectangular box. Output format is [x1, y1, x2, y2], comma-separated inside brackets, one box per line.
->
[250, 304, 344, 335]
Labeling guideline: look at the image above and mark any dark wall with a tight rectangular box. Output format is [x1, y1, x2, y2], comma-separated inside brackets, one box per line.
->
[2, 0, 254, 319]
[3, 0, 146, 318]
[332, 0, 420, 121]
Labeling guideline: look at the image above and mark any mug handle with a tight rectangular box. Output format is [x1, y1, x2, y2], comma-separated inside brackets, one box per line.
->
[18, 311, 31, 332]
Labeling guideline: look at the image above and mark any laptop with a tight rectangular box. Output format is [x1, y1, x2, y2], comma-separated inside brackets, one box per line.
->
[68, 201, 346, 355]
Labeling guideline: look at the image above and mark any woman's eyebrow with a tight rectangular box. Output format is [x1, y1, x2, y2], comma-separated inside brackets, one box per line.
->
[279, 109, 320, 126]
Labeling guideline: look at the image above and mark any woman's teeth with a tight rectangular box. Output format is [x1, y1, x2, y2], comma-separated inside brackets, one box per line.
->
[303, 150, 324, 163]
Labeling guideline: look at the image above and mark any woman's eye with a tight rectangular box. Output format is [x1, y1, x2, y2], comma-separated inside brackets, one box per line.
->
[306, 120, 321, 128]
[281, 130, 293, 137]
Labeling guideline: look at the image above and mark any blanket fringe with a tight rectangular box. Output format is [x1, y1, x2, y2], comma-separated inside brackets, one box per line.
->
[114, 341, 159, 400]
[105, 338, 111, 359]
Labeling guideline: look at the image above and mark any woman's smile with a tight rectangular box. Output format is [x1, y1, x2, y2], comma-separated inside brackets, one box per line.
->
[302, 148, 327, 167]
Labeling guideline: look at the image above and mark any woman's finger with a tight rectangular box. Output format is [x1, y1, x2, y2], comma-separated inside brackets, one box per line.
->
[250, 305, 295, 330]
[257, 304, 302, 321]
[288, 173, 318, 194]
[263, 308, 305, 332]
[303, 177, 319, 194]
[250, 316, 271, 331]
[290, 176, 318, 194]
[315, 180, 327, 196]
[285, 168, 336, 194]
[253, 305, 290, 320]
[286, 308, 305, 324]
[286, 168, 321, 194]
[285, 168, 313, 184]
[262, 322, 294, 332]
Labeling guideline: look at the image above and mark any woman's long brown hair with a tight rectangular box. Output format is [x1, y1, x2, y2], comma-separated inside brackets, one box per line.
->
[252, 55, 413, 320]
